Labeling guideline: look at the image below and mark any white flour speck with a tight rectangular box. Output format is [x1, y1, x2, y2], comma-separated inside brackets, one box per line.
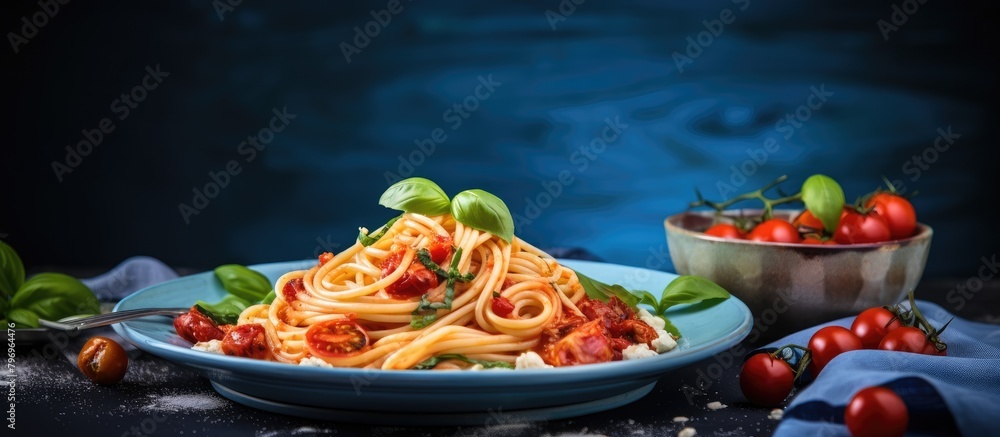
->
[768, 409, 784, 420]
[678, 427, 697, 437]
[142, 393, 226, 413]
[672, 416, 689, 423]
[706, 401, 727, 410]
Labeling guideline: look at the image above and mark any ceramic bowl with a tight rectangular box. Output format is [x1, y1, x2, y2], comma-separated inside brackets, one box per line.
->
[664, 210, 932, 341]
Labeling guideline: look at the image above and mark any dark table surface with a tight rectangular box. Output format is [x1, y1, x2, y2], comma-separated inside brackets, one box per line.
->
[9, 278, 998, 437]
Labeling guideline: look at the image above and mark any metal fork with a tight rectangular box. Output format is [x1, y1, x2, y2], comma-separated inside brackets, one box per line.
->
[37, 307, 189, 331]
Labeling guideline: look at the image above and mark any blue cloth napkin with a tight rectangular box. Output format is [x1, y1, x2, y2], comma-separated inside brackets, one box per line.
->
[81, 256, 178, 301]
[768, 300, 1000, 437]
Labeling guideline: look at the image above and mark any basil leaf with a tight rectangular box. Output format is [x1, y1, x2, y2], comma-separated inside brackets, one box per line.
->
[410, 314, 437, 329]
[260, 290, 276, 305]
[0, 240, 25, 300]
[659, 315, 681, 338]
[801, 174, 845, 232]
[659, 275, 731, 312]
[214, 265, 272, 302]
[574, 271, 641, 308]
[358, 215, 401, 247]
[9, 273, 99, 321]
[634, 290, 660, 311]
[194, 295, 251, 325]
[379, 177, 452, 215]
[450, 189, 514, 243]
[7, 308, 39, 329]
[414, 353, 514, 370]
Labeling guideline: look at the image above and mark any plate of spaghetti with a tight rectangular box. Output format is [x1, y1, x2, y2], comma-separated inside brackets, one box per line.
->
[113, 178, 752, 424]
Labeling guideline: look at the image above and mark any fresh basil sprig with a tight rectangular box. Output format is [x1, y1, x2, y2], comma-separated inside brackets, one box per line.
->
[410, 247, 474, 329]
[800, 174, 845, 232]
[450, 189, 514, 243]
[576, 271, 730, 338]
[414, 353, 514, 370]
[358, 215, 401, 247]
[193, 264, 273, 325]
[0, 240, 25, 300]
[5, 272, 100, 328]
[379, 177, 452, 216]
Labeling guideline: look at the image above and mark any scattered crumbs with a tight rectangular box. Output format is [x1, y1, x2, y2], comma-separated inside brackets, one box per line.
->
[706, 401, 727, 410]
[768, 409, 784, 420]
[678, 427, 697, 437]
[672, 416, 688, 423]
[628, 419, 635, 425]
[141, 393, 227, 413]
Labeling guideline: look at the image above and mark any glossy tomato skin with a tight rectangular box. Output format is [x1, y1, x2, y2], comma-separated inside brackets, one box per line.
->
[792, 210, 825, 232]
[739, 352, 794, 407]
[548, 319, 614, 366]
[747, 219, 802, 243]
[705, 224, 745, 239]
[282, 278, 305, 302]
[305, 319, 370, 358]
[174, 307, 224, 343]
[222, 323, 269, 359]
[491, 295, 515, 317]
[845, 386, 909, 437]
[381, 251, 440, 299]
[807, 326, 863, 375]
[878, 326, 942, 355]
[865, 193, 917, 240]
[834, 210, 891, 244]
[851, 307, 903, 349]
[77, 336, 129, 385]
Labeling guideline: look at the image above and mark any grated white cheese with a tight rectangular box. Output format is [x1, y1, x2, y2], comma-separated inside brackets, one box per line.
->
[678, 427, 697, 437]
[623, 343, 659, 360]
[652, 328, 678, 353]
[672, 416, 689, 423]
[768, 408, 784, 420]
[192, 340, 223, 354]
[299, 357, 334, 368]
[637, 308, 666, 331]
[706, 401, 727, 410]
[515, 351, 553, 369]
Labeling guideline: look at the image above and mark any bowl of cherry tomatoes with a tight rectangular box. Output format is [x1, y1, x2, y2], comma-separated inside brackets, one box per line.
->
[664, 176, 932, 340]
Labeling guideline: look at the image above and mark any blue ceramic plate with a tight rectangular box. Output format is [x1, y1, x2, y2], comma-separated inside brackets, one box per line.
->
[113, 259, 752, 424]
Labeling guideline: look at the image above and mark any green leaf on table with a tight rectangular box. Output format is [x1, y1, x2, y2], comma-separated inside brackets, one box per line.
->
[10, 273, 99, 321]
[574, 271, 641, 308]
[0, 240, 25, 300]
[379, 177, 452, 216]
[450, 189, 514, 243]
[195, 294, 252, 325]
[801, 174, 845, 232]
[659, 275, 731, 312]
[8, 308, 39, 329]
[214, 264, 272, 302]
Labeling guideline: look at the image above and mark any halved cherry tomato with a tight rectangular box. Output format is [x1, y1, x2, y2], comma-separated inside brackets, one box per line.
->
[491, 294, 515, 318]
[807, 326, 862, 375]
[427, 235, 454, 265]
[851, 307, 903, 349]
[704, 224, 745, 239]
[865, 193, 917, 240]
[792, 210, 826, 232]
[845, 386, 908, 437]
[221, 323, 269, 359]
[173, 307, 224, 343]
[739, 352, 794, 407]
[305, 319, 370, 358]
[548, 319, 613, 366]
[878, 326, 943, 355]
[747, 219, 802, 243]
[834, 209, 891, 244]
[282, 278, 305, 303]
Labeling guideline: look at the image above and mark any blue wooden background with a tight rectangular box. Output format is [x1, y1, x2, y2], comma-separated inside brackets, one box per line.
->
[3, 1, 996, 278]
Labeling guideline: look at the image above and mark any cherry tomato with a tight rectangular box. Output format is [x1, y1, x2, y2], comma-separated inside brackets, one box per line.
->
[704, 224, 745, 239]
[792, 210, 825, 232]
[491, 294, 515, 318]
[282, 278, 305, 303]
[548, 319, 613, 366]
[381, 251, 440, 299]
[747, 219, 802, 243]
[77, 336, 129, 385]
[802, 236, 836, 245]
[878, 326, 943, 355]
[834, 209, 891, 244]
[807, 326, 862, 375]
[222, 323, 270, 359]
[427, 235, 454, 265]
[305, 319, 370, 358]
[851, 307, 903, 349]
[173, 307, 224, 343]
[845, 386, 908, 437]
[318, 252, 334, 265]
[865, 193, 917, 240]
[739, 352, 794, 407]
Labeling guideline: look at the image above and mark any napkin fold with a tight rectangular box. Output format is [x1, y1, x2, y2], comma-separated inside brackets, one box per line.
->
[767, 300, 1000, 437]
